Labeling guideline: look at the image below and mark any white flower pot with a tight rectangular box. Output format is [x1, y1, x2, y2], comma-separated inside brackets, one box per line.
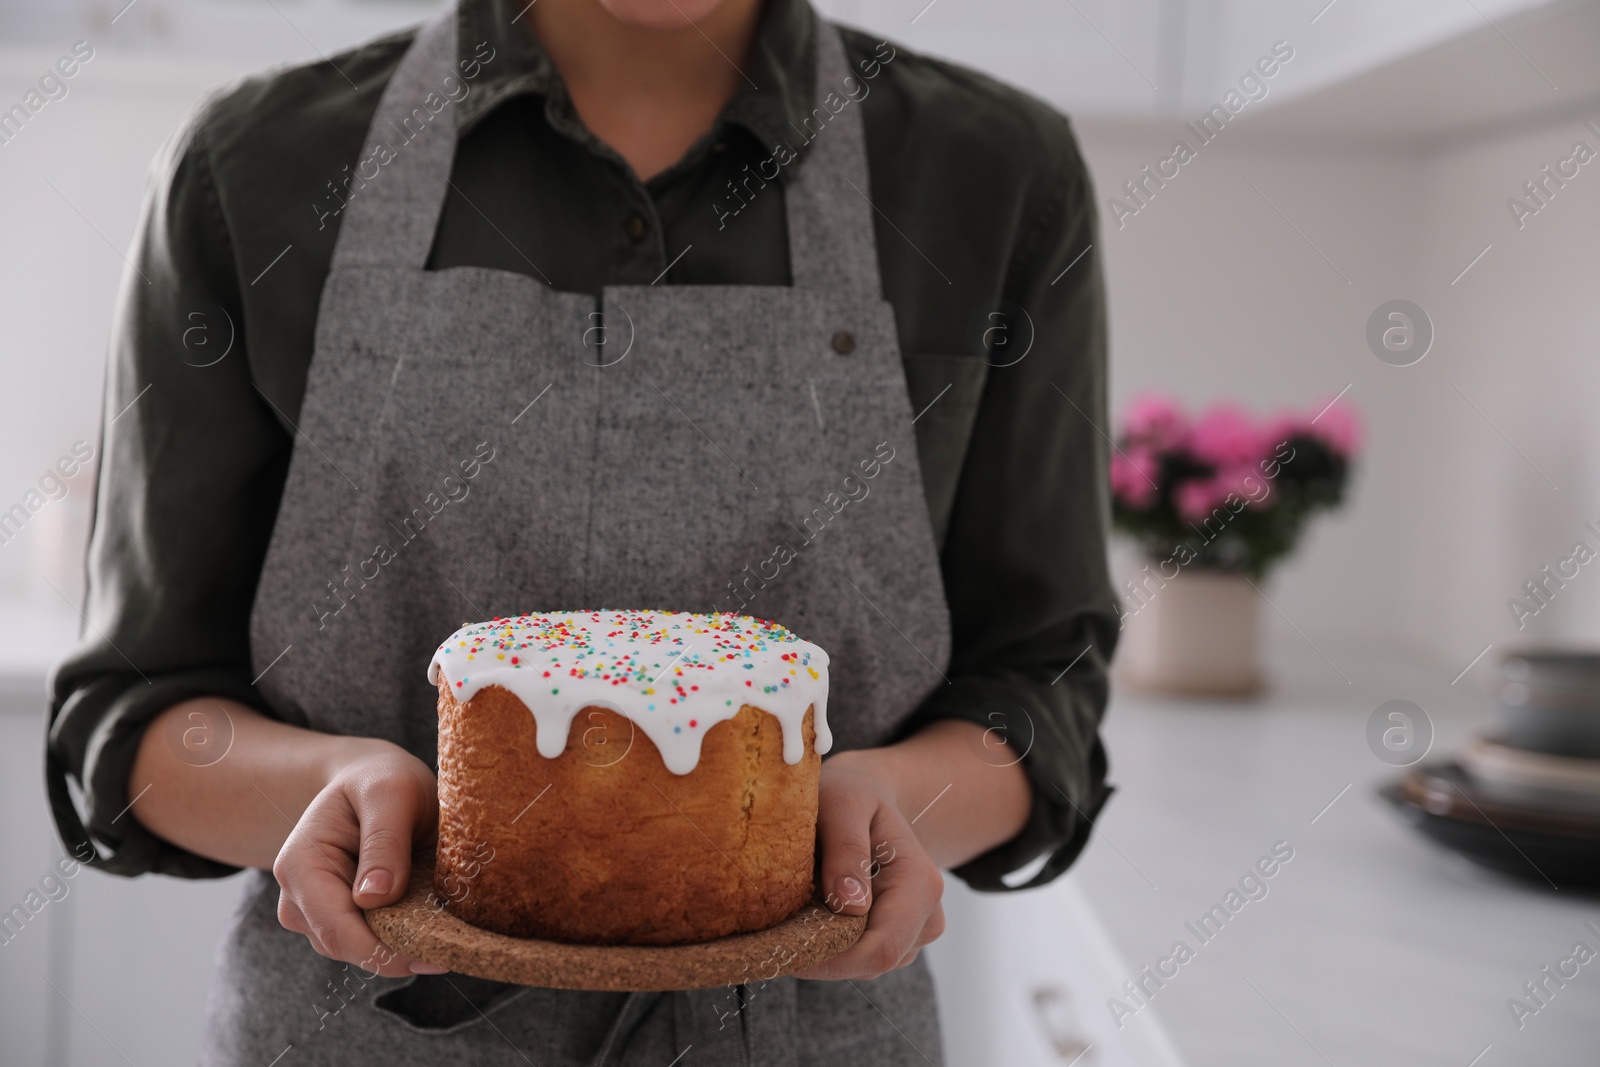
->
[1115, 566, 1263, 697]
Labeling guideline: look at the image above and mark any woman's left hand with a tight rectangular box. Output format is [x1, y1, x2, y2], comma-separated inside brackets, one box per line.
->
[791, 750, 946, 981]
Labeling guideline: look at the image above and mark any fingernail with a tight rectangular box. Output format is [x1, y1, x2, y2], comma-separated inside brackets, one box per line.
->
[358, 870, 392, 897]
[839, 876, 865, 905]
[409, 961, 448, 975]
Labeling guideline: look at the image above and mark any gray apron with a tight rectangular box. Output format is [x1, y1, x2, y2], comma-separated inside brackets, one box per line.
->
[223, 7, 952, 1065]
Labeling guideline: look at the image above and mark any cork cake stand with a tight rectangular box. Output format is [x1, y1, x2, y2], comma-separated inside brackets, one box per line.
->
[364, 852, 867, 992]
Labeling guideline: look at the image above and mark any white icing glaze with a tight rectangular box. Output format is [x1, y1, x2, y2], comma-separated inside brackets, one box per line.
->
[427, 611, 831, 775]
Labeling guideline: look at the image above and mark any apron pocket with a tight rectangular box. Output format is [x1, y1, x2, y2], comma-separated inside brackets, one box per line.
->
[372, 973, 530, 1034]
[902, 354, 988, 551]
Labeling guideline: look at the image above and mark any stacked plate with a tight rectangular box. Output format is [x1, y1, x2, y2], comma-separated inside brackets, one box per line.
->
[1384, 651, 1600, 886]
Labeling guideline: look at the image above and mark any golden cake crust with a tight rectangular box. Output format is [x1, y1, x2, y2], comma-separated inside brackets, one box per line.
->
[434, 678, 820, 945]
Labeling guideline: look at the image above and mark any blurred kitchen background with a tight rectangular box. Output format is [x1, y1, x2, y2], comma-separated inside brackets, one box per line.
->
[4, 0, 1600, 1064]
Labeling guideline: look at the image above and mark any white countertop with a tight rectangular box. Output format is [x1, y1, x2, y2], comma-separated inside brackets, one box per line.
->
[1070, 641, 1599, 1066]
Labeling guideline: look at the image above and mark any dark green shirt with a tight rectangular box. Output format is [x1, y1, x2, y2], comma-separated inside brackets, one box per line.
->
[47, 0, 1117, 890]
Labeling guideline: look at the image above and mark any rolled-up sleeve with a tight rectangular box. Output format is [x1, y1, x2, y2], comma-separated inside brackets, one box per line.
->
[45, 96, 290, 879]
[901, 116, 1117, 891]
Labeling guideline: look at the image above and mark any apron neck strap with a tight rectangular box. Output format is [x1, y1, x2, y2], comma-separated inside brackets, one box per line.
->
[330, 4, 883, 299]
[328, 7, 459, 273]
[782, 23, 883, 298]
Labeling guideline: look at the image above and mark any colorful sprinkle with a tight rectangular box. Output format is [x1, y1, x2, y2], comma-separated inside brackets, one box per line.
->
[429, 611, 813, 709]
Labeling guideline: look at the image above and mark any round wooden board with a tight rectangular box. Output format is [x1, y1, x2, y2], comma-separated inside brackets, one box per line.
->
[364, 855, 867, 991]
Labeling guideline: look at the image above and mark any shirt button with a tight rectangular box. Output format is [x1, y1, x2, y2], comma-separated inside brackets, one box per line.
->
[626, 214, 647, 242]
[831, 331, 856, 355]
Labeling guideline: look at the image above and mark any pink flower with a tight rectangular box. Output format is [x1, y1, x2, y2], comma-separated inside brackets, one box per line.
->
[1110, 448, 1159, 509]
[1187, 403, 1265, 468]
[1122, 393, 1188, 451]
[1174, 477, 1228, 521]
[1174, 465, 1273, 522]
[1304, 397, 1364, 458]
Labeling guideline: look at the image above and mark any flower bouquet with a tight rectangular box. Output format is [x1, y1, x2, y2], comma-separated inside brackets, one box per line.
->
[1109, 394, 1361, 694]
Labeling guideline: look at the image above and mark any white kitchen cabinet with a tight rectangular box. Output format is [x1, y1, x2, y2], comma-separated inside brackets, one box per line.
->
[0, 606, 243, 1067]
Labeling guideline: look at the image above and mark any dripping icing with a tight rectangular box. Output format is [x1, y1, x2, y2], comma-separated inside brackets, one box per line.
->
[426, 610, 831, 775]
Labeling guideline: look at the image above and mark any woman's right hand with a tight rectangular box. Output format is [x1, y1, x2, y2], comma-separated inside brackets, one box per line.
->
[271, 740, 444, 977]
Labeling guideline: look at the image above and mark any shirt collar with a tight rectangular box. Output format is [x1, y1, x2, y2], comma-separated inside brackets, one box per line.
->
[456, 0, 821, 171]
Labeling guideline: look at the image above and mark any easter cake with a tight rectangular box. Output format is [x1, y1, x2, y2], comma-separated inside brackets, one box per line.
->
[427, 611, 830, 946]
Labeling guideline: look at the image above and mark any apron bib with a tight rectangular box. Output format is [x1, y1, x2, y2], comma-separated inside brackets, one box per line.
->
[217, 8, 951, 1065]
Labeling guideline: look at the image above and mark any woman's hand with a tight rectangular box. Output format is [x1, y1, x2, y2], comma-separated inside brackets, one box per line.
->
[271, 741, 443, 978]
[792, 751, 945, 980]
[792, 719, 1033, 982]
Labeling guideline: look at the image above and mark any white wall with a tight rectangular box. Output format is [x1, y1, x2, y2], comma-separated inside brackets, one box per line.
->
[1077, 119, 1428, 667]
[1075, 98, 1600, 683]
[0, 49, 254, 603]
[1408, 114, 1600, 657]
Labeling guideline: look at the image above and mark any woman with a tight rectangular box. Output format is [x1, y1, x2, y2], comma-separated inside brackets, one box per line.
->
[46, 0, 1117, 1062]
